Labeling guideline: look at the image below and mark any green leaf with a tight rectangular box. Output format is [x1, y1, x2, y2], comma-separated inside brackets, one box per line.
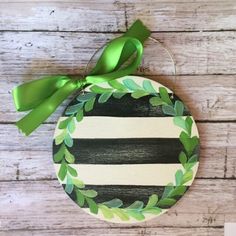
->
[84, 97, 96, 112]
[58, 161, 67, 181]
[80, 189, 98, 198]
[89, 85, 113, 94]
[181, 170, 193, 185]
[86, 197, 98, 214]
[142, 80, 157, 94]
[175, 169, 184, 186]
[161, 183, 174, 199]
[157, 198, 176, 207]
[127, 201, 144, 210]
[185, 116, 193, 136]
[99, 205, 114, 219]
[168, 186, 187, 198]
[123, 78, 142, 91]
[64, 133, 73, 147]
[108, 80, 127, 91]
[72, 178, 85, 188]
[76, 109, 84, 122]
[75, 190, 85, 207]
[67, 118, 75, 134]
[180, 132, 199, 156]
[58, 117, 72, 129]
[142, 207, 162, 215]
[77, 92, 96, 102]
[67, 165, 77, 177]
[146, 194, 158, 208]
[98, 92, 112, 103]
[112, 92, 126, 99]
[149, 96, 165, 106]
[131, 90, 149, 99]
[53, 144, 65, 163]
[173, 116, 186, 130]
[162, 105, 176, 116]
[65, 103, 84, 115]
[184, 162, 197, 171]
[65, 175, 74, 194]
[126, 210, 145, 221]
[55, 129, 67, 145]
[102, 198, 123, 208]
[174, 116, 193, 136]
[188, 154, 198, 163]
[64, 148, 75, 164]
[179, 151, 187, 166]
[112, 208, 129, 221]
[159, 87, 172, 105]
[174, 100, 184, 116]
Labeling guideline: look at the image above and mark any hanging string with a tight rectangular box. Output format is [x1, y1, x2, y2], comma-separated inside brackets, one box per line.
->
[79, 36, 177, 95]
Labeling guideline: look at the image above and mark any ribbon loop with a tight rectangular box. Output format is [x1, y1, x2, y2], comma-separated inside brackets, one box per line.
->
[12, 20, 151, 135]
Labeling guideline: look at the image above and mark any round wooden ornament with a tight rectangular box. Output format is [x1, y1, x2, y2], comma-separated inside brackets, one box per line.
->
[53, 75, 200, 223]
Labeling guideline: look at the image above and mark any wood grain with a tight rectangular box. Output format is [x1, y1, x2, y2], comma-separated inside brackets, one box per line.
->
[1, 122, 235, 151]
[126, 0, 236, 32]
[0, 179, 235, 230]
[0, 1, 126, 32]
[2, 75, 236, 122]
[0, 122, 234, 181]
[0, 147, 227, 181]
[1, 1, 236, 32]
[0, 1, 235, 235]
[0, 227, 224, 236]
[1, 31, 236, 75]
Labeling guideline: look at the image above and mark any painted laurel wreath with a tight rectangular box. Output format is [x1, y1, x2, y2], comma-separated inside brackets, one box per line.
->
[53, 78, 199, 221]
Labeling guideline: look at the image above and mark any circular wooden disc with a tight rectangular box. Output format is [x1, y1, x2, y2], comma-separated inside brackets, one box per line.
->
[53, 76, 200, 223]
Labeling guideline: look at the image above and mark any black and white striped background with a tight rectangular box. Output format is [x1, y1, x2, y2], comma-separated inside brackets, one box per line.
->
[53, 76, 199, 215]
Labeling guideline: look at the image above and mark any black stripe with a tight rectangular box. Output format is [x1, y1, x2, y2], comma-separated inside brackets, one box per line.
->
[64, 94, 190, 117]
[65, 185, 188, 208]
[53, 138, 182, 164]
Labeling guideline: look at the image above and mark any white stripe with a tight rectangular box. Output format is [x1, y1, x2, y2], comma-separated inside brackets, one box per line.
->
[54, 116, 199, 139]
[84, 75, 172, 93]
[55, 163, 199, 186]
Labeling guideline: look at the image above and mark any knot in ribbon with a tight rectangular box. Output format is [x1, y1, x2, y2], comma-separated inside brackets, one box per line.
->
[12, 20, 150, 136]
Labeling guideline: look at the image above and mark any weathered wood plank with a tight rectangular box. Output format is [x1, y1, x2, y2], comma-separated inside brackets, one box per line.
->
[0, 122, 234, 181]
[225, 147, 236, 178]
[1, 122, 235, 152]
[0, 227, 224, 236]
[1, 1, 236, 32]
[1, 75, 236, 122]
[0, 147, 226, 181]
[0, 179, 235, 230]
[0, 1, 126, 32]
[1, 31, 236, 75]
[126, 0, 236, 32]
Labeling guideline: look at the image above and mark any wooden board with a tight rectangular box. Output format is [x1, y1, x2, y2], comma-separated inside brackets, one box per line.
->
[2, 75, 236, 122]
[0, 179, 235, 230]
[0, 0, 236, 235]
[1, 31, 236, 75]
[1, 1, 236, 32]
[0, 122, 234, 181]
[0, 228, 224, 236]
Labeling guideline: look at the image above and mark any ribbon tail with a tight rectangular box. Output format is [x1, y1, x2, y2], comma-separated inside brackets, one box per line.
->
[16, 80, 79, 136]
[12, 75, 70, 111]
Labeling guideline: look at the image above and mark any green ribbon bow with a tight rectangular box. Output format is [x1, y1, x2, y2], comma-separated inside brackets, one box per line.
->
[13, 20, 150, 136]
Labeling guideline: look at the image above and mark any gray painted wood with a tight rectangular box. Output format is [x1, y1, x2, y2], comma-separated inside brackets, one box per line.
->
[0, 227, 224, 236]
[0, 1, 235, 235]
[1, 31, 236, 75]
[1, 1, 236, 32]
[0, 179, 235, 230]
[2, 75, 236, 122]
